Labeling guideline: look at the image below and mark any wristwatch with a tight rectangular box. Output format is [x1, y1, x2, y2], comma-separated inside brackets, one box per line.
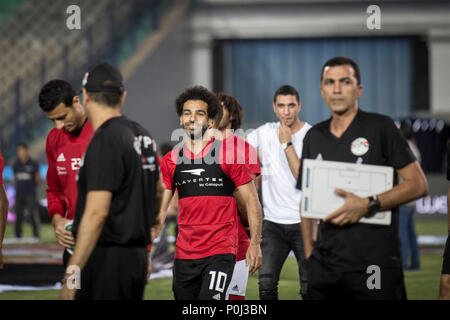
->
[366, 195, 380, 217]
[281, 142, 293, 151]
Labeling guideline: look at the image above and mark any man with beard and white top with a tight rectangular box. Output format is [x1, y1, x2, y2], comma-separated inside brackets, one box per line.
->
[246, 85, 311, 300]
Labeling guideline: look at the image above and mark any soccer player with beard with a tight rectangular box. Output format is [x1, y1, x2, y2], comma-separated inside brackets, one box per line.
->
[156, 86, 262, 300]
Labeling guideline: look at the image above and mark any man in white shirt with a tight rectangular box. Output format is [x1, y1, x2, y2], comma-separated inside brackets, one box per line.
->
[247, 85, 311, 299]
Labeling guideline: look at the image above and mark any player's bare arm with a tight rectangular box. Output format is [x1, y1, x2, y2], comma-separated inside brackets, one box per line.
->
[324, 161, 428, 226]
[152, 188, 174, 241]
[60, 190, 112, 300]
[167, 190, 179, 218]
[234, 174, 258, 228]
[236, 181, 262, 274]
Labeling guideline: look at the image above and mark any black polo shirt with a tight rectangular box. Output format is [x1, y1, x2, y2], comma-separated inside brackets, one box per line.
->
[72, 116, 159, 247]
[13, 158, 39, 197]
[297, 109, 416, 271]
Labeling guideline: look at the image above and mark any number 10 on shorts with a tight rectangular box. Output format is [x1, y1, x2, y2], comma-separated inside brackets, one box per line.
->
[209, 271, 227, 293]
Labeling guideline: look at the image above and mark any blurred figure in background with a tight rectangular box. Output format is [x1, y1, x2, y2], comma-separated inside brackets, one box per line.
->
[0, 151, 10, 270]
[439, 140, 450, 300]
[13, 143, 41, 241]
[398, 122, 421, 271]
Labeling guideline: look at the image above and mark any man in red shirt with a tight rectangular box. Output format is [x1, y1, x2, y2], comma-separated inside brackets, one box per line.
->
[215, 92, 261, 300]
[0, 151, 10, 270]
[157, 86, 262, 300]
[38, 80, 94, 265]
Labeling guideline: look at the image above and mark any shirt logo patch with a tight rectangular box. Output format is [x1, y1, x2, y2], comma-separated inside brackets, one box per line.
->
[57, 166, 67, 175]
[57, 153, 66, 162]
[351, 137, 369, 156]
[180, 168, 206, 176]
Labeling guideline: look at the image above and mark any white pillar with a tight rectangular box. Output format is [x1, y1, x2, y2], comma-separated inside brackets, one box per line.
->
[429, 30, 450, 115]
[191, 32, 212, 88]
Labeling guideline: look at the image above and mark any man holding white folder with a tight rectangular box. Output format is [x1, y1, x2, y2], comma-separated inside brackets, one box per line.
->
[297, 57, 428, 300]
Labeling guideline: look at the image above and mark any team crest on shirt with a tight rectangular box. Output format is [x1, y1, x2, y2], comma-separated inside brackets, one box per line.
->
[351, 137, 369, 156]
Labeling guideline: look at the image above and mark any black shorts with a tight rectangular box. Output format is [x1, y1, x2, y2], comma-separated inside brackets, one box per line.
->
[442, 232, 450, 275]
[173, 253, 235, 300]
[304, 255, 406, 300]
[75, 245, 148, 300]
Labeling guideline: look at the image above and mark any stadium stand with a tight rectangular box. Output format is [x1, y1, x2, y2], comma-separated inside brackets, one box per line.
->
[0, 0, 175, 162]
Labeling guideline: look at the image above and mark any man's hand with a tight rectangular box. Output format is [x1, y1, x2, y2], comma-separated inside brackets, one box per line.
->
[60, 282, 76, 300]
[52, 215, 75, 248]
[246, 242, 262, 275]
[278, 122, 291, 144]
[151, 223, 162, 242]
[323, 189, 369, 226]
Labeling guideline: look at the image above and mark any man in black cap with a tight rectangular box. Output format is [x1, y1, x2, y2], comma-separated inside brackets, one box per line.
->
[60, 62, 159, 300]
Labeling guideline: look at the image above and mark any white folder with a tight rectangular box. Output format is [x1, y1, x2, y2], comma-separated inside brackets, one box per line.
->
[301, 159, 393, 225]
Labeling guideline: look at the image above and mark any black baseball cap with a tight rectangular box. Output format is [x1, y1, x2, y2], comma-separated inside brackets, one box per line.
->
[82, 62, 124, 94]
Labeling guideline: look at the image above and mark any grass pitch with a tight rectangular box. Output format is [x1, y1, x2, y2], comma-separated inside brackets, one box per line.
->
[0, 219, 447, 300]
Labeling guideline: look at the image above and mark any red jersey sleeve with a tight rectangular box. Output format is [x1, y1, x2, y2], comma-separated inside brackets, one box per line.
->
[45, 131, 67, 219]
[220, 140, 253, 188]
[237, 136, 261, 176]
[160, 150, 177, 191]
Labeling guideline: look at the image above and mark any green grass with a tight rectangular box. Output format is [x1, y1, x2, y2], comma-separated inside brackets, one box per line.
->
[3, 223, 57, 244]
[0, 253, 444, 300]
[404, 253, 443, 300]
[415, 219, 449, 236]
[0, 290, 59, 300]
[0, 219, 447, 300]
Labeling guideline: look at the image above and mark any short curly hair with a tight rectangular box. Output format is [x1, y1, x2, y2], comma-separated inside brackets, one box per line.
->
[38, 79, 76, 112]
[216, 92, 243, 130]
[175, 86, 222, 125]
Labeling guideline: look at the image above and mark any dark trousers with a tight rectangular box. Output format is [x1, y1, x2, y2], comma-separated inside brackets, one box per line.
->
[305, 255, 407, 300]
[75, 246, 148, 300]
[173, 254, 235, 300]
[258, 220, 308, 299]
[398, 205, 420, 270]
[15, 195, 40, 238]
